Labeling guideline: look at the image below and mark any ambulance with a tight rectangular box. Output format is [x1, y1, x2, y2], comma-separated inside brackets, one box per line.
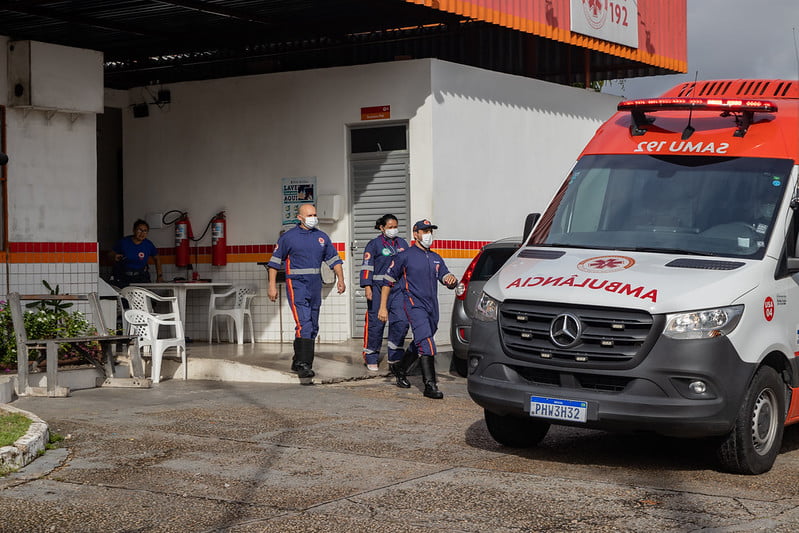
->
[467, 79, 799, 474]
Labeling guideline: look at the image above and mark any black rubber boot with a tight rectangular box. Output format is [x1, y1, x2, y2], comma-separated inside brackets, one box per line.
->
[391, 348, 417, 388]
[420, 356, 443, 399]
[296, 338, 315, 379]
[291, 338, 302, 372]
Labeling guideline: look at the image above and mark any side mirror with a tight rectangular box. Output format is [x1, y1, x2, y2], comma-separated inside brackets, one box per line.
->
[523, 213, 540, 242]
[0, 152, 7, 166]
[791, 196, 799, 210]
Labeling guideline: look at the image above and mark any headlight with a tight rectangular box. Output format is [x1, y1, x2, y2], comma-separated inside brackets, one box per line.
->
[474, 292, 499, 322]
[663, 305, 744, 339]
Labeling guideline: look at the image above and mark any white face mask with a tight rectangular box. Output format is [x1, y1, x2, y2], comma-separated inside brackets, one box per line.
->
[303, 216, 318, 229]
[384, 228, 399, 239]
[420, 233, 434, 248]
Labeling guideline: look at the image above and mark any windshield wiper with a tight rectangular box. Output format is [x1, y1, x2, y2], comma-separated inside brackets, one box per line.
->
[534, 243, 592, 249]
[616, 247, 716, 256]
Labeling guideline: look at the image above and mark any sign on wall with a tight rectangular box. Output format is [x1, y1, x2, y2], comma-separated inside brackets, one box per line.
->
[570, 0, 638, 49]
[282, 177, 317, 228]
[361, 105, 391, 120]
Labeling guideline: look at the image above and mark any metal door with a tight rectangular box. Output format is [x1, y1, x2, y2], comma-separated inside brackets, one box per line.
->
[349, 126, 409, 337]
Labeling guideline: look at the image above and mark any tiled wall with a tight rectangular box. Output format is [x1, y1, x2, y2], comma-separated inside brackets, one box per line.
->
[1, 244, 103, 327]
[5, 240, 483, 347]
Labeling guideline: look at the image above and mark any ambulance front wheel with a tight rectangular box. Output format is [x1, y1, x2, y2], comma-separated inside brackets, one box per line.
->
[484, 410, 549, 448]
[716, 366, 785, 475]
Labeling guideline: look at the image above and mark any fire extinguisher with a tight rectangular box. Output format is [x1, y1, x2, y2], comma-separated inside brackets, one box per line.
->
[174, 212, 193, 268]
[211, 211, 227, 266]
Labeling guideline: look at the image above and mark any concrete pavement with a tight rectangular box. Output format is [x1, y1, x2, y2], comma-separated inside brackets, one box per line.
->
[4, 344, 799, 531]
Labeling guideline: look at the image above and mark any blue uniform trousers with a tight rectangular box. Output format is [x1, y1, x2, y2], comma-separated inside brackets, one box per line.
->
[286, 276, 321, 339]
[363, 292, 409, 364]
[404, 301, 439, 357]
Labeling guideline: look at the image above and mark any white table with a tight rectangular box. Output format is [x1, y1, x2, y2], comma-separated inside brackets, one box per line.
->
[129, 282, 233, 325]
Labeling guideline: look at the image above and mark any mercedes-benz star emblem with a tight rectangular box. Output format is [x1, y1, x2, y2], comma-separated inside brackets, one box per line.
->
[549, 313, 582, 348]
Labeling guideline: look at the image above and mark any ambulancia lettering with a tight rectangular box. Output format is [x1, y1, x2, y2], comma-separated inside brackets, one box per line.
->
[505, 274, 657, 302]
[634, 140, 730, 154]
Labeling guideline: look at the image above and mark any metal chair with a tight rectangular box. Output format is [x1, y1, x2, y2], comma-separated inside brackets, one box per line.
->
[124, 309, 187, 384]
[207, 285, 256, 344]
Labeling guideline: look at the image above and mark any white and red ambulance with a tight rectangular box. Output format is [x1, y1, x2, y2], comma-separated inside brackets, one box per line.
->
[467, 79, 799, 474]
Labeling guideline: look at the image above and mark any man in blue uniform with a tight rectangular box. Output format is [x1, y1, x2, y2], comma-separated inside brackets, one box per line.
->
[267, 204, 346, 379]
[378, 219, 457, 399]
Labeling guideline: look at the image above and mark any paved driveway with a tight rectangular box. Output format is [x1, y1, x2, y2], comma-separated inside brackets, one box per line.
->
[3, 373, 799, 532]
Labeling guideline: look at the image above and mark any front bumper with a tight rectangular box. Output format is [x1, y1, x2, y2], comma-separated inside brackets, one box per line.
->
[466, 320, 756, 438]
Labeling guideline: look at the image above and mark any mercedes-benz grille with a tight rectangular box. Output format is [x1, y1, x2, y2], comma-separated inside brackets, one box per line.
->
[499, 300, 660, 369]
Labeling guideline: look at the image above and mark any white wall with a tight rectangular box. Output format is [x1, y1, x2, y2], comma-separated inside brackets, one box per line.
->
[0, 37, 102, 300]
[6, 110, 97, 242]
[124, 60, 434, 342]
[0, 36, 7, 107]
[1, 37, 100, 243]
[429, 60, 621, 243]
[124, 60, 433, 249]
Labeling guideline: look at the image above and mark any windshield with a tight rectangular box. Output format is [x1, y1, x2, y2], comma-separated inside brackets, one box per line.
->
[529, 154, 794, 259]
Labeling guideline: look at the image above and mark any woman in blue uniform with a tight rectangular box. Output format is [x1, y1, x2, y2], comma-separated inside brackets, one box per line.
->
[360, 214, 410, 373]
[378, 219, 457, 398]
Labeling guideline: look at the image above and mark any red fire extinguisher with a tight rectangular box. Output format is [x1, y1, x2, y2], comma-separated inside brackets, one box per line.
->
[211, 211, 227, 266]
[175, 212, 193, 268]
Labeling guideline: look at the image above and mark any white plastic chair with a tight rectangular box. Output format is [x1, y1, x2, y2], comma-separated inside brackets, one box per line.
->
[208, 285, 256, 344]
[124, 309, 187, 384]
[120, 286, 178, 318]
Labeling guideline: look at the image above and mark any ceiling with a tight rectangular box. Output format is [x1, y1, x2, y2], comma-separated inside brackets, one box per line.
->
[0, 0, 669, 90]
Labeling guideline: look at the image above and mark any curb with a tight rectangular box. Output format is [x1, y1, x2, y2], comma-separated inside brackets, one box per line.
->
[0, 404, 50, 472]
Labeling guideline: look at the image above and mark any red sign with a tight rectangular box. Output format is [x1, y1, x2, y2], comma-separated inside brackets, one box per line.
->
[361, 105, 390, 120]
[764, 297, 775, 322]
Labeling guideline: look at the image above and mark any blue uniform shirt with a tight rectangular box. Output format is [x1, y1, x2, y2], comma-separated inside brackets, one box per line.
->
[383, 245, 452, 315]
[113, 236, 158, 272]
[268, 225, 342, 278]
[360, 234, 409, 294]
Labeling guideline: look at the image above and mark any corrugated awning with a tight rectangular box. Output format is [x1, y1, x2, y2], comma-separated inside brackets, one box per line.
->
[405, 0, 687, 73]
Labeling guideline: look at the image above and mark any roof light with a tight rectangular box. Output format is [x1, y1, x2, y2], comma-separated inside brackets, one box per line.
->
[617, 98, 778, 113]
[618, 97, 777, 138]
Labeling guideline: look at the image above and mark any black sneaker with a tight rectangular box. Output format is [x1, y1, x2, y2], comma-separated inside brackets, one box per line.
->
[296, 362, 315, 379]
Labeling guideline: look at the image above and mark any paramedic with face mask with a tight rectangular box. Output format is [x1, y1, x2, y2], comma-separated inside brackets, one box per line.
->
[267, 203, 346, 379]
[360, 214, 410, 373]
[378, 219, 457, 398]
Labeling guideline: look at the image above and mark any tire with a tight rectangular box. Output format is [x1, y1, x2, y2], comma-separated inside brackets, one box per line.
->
[484, 409, 550, 448]
[716, 366, 785, 475]
[451, 354, 468, 377]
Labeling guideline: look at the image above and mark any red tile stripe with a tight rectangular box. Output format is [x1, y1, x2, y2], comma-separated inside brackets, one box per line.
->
[6, 240, 492, 265]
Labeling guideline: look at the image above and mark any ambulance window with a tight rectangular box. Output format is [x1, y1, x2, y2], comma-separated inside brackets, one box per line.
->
[569, 169, 609, 231]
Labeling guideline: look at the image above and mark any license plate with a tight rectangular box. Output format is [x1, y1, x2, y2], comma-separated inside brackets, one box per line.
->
[529, 396, 587, 423]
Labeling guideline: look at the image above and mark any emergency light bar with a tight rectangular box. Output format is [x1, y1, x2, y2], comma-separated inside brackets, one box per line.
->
[618, 97, 778, 138]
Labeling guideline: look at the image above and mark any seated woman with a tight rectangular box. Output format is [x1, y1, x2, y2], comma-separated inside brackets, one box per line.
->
[110, 219, 164, 287]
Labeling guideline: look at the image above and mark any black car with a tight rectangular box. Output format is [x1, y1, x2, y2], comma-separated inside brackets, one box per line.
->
[450, 237, 520, 376]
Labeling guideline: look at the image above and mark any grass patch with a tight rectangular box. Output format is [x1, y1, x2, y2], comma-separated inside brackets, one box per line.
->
[0, 412, 32, 447]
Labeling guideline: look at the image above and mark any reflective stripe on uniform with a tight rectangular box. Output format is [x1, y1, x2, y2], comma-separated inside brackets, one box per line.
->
[290, 267, 321, 275]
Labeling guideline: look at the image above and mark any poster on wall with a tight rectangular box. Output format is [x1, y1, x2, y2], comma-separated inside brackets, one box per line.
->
[282, 177, 317, 229]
